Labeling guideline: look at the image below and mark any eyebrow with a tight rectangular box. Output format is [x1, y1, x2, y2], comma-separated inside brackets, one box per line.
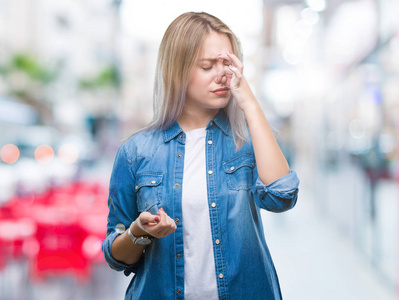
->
[198, 58, 218, 62]
[198, 57, 231, 63]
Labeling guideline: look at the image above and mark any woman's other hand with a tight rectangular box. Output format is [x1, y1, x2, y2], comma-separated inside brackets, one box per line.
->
[131, 208, 177, 239]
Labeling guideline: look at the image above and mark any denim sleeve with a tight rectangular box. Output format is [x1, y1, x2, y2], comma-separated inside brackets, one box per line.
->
[102, 143, 141, 275]
[102, 231, 143, 276]
[252, 170, 300, 213]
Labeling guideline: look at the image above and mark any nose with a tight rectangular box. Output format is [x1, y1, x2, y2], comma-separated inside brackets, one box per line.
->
[214, 63, 227, 84]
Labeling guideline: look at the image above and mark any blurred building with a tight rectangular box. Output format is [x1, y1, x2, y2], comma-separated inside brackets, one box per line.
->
[262, 0, 399, 292]
[0, 0, 123, 202]
[0, 0, 122, 136]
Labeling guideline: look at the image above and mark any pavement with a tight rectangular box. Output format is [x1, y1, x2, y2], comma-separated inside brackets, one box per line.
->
[262, 171, 397, 300]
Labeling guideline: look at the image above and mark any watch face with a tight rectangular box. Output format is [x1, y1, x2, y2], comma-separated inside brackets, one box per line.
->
[135, 237, 152, 246]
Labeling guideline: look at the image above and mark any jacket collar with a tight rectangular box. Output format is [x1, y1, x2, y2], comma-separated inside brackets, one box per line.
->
[163, 109, 230, 143]
[163, 121, 184, 143]
[210, 109, 230, 136]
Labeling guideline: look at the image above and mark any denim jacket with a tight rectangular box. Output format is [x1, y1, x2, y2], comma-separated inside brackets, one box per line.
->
[102, 111, 300, 300]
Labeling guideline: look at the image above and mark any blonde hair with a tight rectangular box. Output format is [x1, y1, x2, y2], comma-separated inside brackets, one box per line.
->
[145, 12, 249, 149]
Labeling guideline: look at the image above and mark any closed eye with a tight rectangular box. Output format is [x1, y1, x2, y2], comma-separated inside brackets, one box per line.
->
[201, 60, 230, 71]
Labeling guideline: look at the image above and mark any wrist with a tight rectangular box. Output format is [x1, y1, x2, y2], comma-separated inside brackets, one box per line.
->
[241, 100, 260, 115]
[128, 225, 153, 246]
[233, 89, 258, 112]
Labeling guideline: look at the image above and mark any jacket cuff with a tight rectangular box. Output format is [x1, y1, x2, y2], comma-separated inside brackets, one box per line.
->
[255, 170, 300, 198]
[102, 231, 142, 276]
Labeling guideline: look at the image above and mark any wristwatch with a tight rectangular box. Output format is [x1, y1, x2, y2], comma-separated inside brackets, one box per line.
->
[128, 226, 153, 246]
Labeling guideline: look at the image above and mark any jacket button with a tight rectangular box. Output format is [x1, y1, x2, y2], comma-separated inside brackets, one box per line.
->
[230, 166, 235, 171]
[219, 273, 224, 279]
[177, 154, 182, 158]
[175, 218, 180, 223]
[211, 202, 216, 208]
[208, 140, 213, 145]
[177, 289, 181, 294]
[215, 239, 220, 245]
[115, 223, 126, 234]
[174, 183, 180, 188]
[176, 254, 181, 259]
[208, 170, 213, 175]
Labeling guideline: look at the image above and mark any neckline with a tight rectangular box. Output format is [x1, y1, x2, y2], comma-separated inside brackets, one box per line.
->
[185, 127, 206, 140]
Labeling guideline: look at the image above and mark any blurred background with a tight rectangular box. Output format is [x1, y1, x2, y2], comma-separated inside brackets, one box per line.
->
[0, 0, 398, 299]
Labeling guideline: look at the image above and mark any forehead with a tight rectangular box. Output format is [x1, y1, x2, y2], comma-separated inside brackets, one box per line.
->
[197, 32, 233, 59]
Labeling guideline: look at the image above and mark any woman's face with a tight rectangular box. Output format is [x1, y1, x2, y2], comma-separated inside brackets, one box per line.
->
[184, 31, 233, 118]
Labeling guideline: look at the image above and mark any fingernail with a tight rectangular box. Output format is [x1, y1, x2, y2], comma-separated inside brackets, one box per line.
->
[160, 207, 164, 212]
[154, 216, 160, 222]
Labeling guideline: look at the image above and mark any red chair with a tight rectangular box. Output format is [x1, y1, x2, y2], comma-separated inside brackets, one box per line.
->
[30, 222, 89, 282]
[0, 218, 37, 261]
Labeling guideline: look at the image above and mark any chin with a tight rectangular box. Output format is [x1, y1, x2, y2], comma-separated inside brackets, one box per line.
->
[215, 97, 230, 109]
[206, 103, 228, 111]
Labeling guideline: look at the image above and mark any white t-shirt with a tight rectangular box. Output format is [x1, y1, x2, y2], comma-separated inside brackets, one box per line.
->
[182, 128, 219, 300]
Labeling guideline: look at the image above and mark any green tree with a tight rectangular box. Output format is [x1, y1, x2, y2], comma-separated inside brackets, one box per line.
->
[78, 64, 120, 90]
[0, 53, 59, 123]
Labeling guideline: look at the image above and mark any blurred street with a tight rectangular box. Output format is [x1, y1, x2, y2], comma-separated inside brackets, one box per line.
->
[263, 157, 397, 300]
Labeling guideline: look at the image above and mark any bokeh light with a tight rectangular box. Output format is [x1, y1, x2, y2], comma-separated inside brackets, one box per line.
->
[305, 0, 327, 12]
[301, 8, 319, 25]
[0, 144, 20, 164]
[82, 235, 103, 259]
[58, 144, 79, 164]
[34, 145, 54, 164]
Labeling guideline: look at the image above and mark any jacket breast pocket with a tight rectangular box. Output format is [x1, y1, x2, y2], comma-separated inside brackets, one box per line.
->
[223, 154, 255, 190]
[135, 173, 163, 213]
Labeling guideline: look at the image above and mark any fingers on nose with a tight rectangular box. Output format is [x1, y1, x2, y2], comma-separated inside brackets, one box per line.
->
[215, 73, 227, 83]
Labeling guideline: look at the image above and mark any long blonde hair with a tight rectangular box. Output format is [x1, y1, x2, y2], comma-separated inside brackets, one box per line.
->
[146, 12, 249, 149]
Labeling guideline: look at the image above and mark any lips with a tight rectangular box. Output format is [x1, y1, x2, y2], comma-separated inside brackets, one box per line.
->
[212, 88, 230, 96]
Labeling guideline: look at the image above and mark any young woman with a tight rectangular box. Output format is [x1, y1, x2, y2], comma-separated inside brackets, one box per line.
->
[102, 12, 299, 300]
